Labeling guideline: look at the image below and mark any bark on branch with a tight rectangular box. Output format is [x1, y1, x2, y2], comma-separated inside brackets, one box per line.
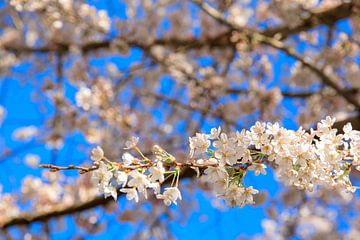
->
[0, 167, 197, 229]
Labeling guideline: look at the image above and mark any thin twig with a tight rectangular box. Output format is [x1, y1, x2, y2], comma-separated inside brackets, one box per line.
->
[39, 164, 99, 174]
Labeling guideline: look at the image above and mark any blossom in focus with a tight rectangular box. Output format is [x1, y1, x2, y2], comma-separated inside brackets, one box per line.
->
[127, 171, 150, 196]
[156, 187, 182, 206]
[203, 166, 229, 183]
[248, 163, 267, 176]
[115, 171, 128, 186]
[104, 185, 117, 200]
[209, 126, 221, 139]
[189, 133, 210, 157]
[224, 185, 246, 208]
[120, 188, 139, 203]
[122, 152, 135, 165]
[149, 162, 165, 183]
[91, 162, 112, 189]
[242, 186, 259, 205]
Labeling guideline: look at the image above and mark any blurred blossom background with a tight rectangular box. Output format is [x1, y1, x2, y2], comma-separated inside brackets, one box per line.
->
[1, 0, 360, 239]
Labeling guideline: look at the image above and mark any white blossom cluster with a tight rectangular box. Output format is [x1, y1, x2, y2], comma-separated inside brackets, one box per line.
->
[190, 116, 359, 197]
[89, 117, 359, 208]
[90, 142, 182, 206]
[0, 172, 98, 226]
[21, 172, 98, 213]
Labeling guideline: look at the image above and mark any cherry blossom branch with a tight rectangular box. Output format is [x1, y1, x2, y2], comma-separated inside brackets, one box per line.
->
[85, 117, 359, 209]
[0, 167, 197, 229]
[191, 0, 360, 111]
[3, 116, 359, 230]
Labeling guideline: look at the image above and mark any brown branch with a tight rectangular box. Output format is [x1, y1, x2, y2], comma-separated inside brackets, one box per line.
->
[1, 191, 113, 229]
[2, 155, 256, 229]
[226, 88, 359, 99]
[2, 1, 358, 55]
[39, 164, 99, 174]
[0, 167, 197, 229]
[261, 1, 358, 39]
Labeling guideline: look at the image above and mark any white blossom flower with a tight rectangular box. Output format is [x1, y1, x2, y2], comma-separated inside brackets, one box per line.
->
[213, 178, 229, 195]
[149, 162, 165, 183]
[316, 116, 336, 136]
[120, 188, 139, 202]
[214, 145, 238, 166]
[209, 126, 221, 139]
[266, 122, 281, 136]
[149, 182, 161, 194]
[203, 166, 229, 182]
[90, 146, 104, 162]
[343, 123, 359, 141]
[242, 186, 259, 205]
[115, 171, 128, 186]
[224, 185, 245, 208]
[91, 162, 112, 188]
[239, 149, 252, 164]
[103, 185, 117, 200]
[122, 152, 134, 165]
[213, 133, 237, 149]
[321, 116, 336, 128]
[156, 187, 182, 206]
[189, 133, 210, 157]
[235, 129, 251, 147]
[261, 144, 273, 155]
[251, 121, 266, 135]
[127, 170, 150, 195]
[248, 163, 267, 176]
